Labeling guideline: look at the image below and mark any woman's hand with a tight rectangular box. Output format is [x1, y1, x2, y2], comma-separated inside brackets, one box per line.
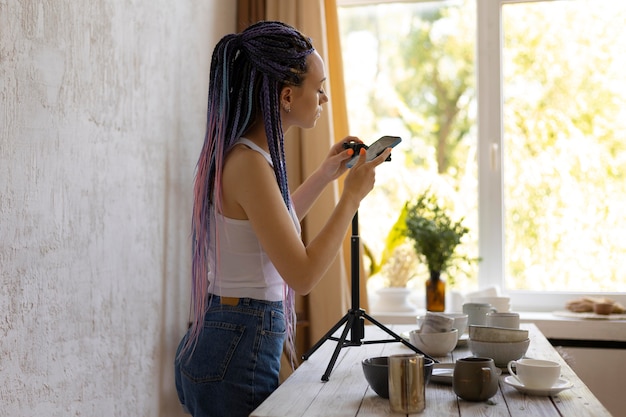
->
[342, 145, 393, 206]
[317, 136, 364, 182]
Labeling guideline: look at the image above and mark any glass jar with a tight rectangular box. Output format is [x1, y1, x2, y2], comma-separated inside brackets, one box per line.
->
[426, 270, 445, 312]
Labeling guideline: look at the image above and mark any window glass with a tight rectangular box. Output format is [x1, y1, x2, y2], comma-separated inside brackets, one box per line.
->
[502, 0, 626, 292]
[338, 0, 479, 297]
[338, 0, 626, 303]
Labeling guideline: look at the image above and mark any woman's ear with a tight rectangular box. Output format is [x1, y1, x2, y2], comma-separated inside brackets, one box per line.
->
[280, 86, 293, 113]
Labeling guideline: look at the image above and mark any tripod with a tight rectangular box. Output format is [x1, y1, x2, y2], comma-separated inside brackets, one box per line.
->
[301, 212, 437, 381]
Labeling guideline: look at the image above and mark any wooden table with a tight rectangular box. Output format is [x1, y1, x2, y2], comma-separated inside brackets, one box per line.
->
[251, 324, 611, 416]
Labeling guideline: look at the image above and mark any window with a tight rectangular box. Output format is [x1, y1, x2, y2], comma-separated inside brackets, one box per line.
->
[339, 0, 626, 310]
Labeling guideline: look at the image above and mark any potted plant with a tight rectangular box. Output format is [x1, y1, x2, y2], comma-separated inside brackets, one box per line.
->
[403, 189, 472, 312]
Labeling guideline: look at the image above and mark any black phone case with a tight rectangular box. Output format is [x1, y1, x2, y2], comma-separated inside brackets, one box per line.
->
[346, 135, 402, 168]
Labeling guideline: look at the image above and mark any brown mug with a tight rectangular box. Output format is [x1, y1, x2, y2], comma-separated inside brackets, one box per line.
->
[453, 357, 501, 401]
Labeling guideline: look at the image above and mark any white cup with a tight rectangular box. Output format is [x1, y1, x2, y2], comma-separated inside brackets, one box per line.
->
[463, 303, 496, 326]
[507, 358, 561, 389]
[486, 312, 520, 329]
[470, 296, 511, 312]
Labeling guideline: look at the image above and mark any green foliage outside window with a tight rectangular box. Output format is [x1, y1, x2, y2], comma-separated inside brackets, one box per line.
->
[339, 0, 626, 293]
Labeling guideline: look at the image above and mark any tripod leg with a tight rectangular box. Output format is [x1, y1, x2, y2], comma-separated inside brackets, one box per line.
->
[301, 313, 349, 360]
[321, 314, 355, 382]
[362, 311, 438, 363]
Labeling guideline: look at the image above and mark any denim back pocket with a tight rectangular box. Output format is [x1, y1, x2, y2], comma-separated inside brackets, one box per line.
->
[179, 321, 244, 383]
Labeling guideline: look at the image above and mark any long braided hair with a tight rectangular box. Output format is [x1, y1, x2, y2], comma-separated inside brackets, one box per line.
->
[183, 21, 314, 358]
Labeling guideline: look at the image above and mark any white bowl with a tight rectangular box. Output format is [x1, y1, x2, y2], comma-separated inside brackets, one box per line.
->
[416, 312, 454, 333]
[468, 338, 530, 367]
[417, 313, 468, 338]
[409, 328, 458, 357]
[442, 313, 469, 338]
[468, 325, 528, 343]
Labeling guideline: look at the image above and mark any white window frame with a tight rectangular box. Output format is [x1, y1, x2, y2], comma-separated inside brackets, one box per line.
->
[339, 0, 626, 310]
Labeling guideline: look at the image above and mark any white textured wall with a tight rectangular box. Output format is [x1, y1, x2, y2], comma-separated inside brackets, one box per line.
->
[0, 1, 235, 416]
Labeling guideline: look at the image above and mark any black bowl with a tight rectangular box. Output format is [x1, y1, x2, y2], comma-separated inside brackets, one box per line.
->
[361, 356, 434, 398]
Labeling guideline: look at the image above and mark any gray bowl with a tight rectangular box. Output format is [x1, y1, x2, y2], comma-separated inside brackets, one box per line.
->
[468, 338, 530, 367]
[361, 356, 434, 398]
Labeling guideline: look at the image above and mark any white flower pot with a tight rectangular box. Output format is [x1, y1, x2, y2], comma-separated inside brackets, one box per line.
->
[373, 287, 418, 313]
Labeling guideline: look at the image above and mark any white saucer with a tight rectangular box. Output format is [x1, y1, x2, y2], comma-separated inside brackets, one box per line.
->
[430, 363, 455, 384]
[504, 376, 573, 396]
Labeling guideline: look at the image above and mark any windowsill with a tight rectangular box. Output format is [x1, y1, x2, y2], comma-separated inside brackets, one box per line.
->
[519, 311, 626, 343]
[367, 309, 626, 343]
[368, 287, 626, 343]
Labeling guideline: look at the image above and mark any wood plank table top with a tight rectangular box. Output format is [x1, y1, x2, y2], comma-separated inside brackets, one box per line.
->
[251, 323, 612, 416]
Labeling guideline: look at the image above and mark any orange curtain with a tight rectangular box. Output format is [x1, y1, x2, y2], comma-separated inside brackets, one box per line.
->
[266, 0, 372, 352]
[266, 0, 352, 350]
[321, 0, 370, 322]
[236, 0, 266, 31]
[237, 0, 369, 379]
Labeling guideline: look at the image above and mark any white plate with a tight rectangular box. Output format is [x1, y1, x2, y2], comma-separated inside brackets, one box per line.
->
[503, 376, 573, 396]
[430, 363, 455, 384]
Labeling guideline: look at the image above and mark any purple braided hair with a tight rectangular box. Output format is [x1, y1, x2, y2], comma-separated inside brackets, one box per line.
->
[182, 21, 314, 362]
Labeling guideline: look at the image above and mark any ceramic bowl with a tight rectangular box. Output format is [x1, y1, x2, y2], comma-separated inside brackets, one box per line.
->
[416, 312, 455, 333]
[417, 313, 468, 337]
[468, 325, 528, 343]
[468, 338, 530, 367]
[361, 356, 434, 398]
[443, 313, 469, 338]
[409, 328, 458, 357]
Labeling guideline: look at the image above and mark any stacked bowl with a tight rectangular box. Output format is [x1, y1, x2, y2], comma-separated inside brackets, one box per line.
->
[417, 313, 468, 340]
[409, 328, 458, 357]
[410, 312, 460, 357]
[467, 325, 529, 367]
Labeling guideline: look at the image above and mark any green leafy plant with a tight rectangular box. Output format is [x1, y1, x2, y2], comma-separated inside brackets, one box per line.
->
[404, 190, 472, 278]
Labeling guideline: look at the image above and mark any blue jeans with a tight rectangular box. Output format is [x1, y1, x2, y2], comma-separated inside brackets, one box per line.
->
[174, 297, 286, 417]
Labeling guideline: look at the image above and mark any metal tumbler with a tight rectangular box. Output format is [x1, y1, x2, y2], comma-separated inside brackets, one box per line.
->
[388, 353, 425, 413]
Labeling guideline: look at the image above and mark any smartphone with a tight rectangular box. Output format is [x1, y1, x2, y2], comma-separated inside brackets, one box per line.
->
[346, 135, 402, 168]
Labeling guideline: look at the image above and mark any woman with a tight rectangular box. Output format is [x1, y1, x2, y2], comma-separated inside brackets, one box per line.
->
[174, 21, 392, 417]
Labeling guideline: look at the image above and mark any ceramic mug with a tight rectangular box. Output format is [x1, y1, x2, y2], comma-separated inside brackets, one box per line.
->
[388, 354, 425, 413]
[453, 357, 501, 401]
[507, 358, 561, 389]
[463, 303, 496, 326]
[486, 312, 520, 329]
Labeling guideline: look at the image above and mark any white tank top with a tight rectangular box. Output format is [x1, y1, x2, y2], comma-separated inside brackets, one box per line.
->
[208, 138, 301, 301]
